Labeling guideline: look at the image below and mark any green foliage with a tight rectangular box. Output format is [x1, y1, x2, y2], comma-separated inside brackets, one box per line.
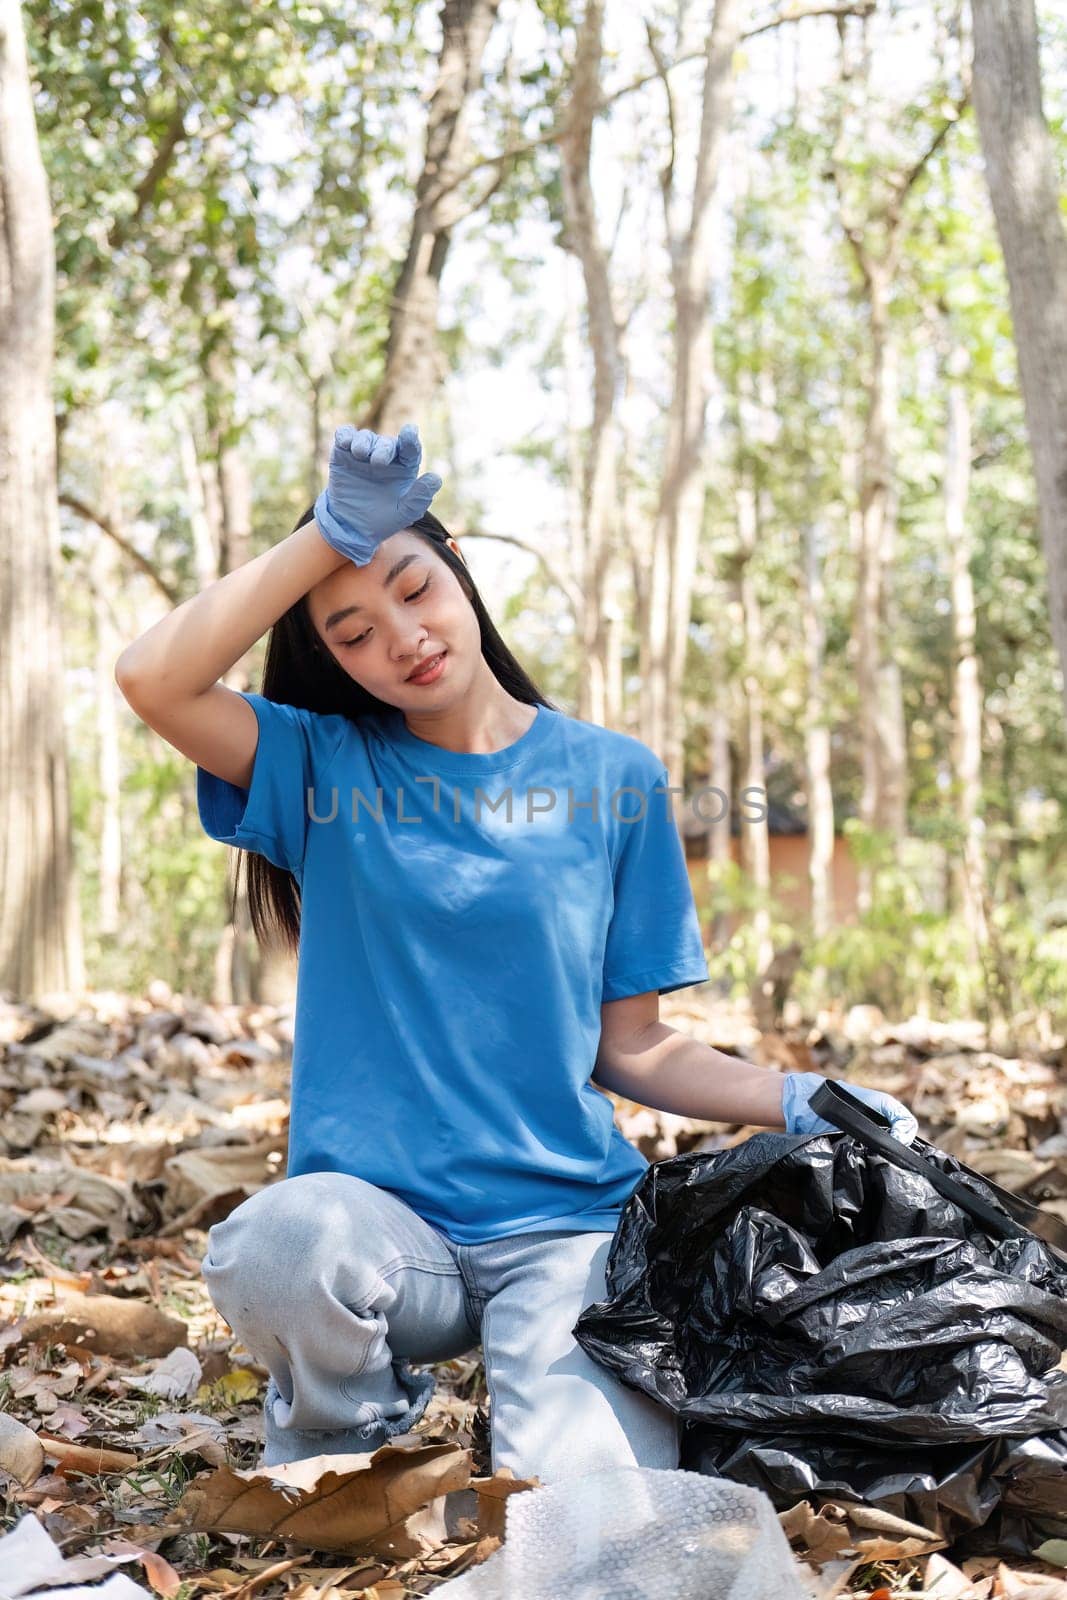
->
[22, 0, 1067, 1019]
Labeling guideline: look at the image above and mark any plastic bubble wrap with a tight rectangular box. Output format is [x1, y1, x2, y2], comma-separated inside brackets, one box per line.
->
[433, 1467, 813, 1600]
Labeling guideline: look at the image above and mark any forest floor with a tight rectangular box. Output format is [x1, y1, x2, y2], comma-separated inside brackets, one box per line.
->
[1, 984, 1066, 1599]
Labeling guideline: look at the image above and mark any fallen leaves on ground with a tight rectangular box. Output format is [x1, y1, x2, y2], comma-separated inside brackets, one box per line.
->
[1, 982, 1066, 1596]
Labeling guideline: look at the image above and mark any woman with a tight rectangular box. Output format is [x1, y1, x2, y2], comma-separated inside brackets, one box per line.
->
[115, 423, 916, 1483]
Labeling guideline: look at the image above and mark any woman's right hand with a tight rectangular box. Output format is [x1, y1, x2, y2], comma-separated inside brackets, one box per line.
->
[314, 423, 443, 566]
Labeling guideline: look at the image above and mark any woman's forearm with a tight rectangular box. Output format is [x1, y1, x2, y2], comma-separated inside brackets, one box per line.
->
[114, 518, 347, 699]
[594, 1023, 787, 1128]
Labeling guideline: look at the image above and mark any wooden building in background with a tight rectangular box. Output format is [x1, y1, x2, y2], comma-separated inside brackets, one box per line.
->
[679, 793, 860, 941]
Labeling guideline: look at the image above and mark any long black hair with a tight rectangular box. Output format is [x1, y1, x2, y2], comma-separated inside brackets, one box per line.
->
[232, 505, 559, 954]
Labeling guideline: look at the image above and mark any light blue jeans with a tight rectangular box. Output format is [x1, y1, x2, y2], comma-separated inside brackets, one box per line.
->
[201, 1170, 679, 1485]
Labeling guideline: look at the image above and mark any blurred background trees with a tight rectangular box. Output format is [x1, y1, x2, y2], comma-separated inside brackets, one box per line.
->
[3, 0, 1066, 1037]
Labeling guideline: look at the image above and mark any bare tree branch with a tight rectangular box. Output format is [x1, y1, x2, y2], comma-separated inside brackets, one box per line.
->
[829, 150, 875, 290]
[458, 527, 580, 619]
[420, 1, 877, 217]
[744, 0, 876, 42]
[644, 19, 678, 223]
[607, 175, 631, 261]
[59, 494, 180, 605]
[597, 1, 876, 112]
[441, 161, 510, 229]
[418, 123, 559, 217]
[888, 100, 967, 221]
[107, 102, 187, 250]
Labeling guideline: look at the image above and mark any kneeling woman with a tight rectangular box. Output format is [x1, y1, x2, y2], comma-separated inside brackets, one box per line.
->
[114, 423, 916, 1480]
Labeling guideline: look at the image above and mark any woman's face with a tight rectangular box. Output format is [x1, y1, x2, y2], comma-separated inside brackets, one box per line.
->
[306, 530, 480, 709]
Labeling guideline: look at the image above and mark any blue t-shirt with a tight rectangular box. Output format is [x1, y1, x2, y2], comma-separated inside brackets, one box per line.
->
[196, 693, 708, 1244]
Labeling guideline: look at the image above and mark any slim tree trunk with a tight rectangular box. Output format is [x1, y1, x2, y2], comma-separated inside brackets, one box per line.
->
[602, 572, 625, 729]
[803, 516, 836, 938]
[199, 344, 261, 1006]
[204, 345, 253, 591]
[831, 19, 959, 903]
[736, 472, 772, 974]
[646, 0, 743, 783]
[558, 0, 622, 728]
[178, 422, 219, 591]
[0, 0, 83, 1000]
[562, 254, 586, 559]
[366, 0, 502, 435]
[971, 0, 1067, 718]
[858, 269, 908, 848]
[707, 673, 733, 954]
[309, 376, 327, 508]
[88, 489, 124, 942]
[620, 360, 653, 739]
[944, 340, 998, 1019]
[217, 428, 256, 1005]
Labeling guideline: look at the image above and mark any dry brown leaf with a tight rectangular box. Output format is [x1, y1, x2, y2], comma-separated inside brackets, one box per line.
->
[284, 1560, 395, 1598]
[37, 1433, 141, 1475]
[94, 1533, 188, 1597]
[159, 1138, 286, 1234]
[137, 1547, 184, 1598]
[468, 1465, 541, 1541]
[0, 1411, 45, 1485]
[830, 1501, 940, 1540]
[854, 1532, 945, 1561]
[169, 1438, 474, 1558]
[0, 1159, 141, 1240]
[143, 1416, 229, 1467]
[117, 1344, 202, 1400]
[994, 1567, 1067, 1599]
[218, 1553, 311, 1599]
[46, 1401, 83, 1440]
[16, 1291, 188, 1358]
[443, 1534, 503, 1580]
[779, 1500, 854, 1560]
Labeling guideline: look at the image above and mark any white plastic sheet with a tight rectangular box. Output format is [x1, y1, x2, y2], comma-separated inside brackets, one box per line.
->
[0, 1513, 153, 1600]
[434, 1467, 815, 1600]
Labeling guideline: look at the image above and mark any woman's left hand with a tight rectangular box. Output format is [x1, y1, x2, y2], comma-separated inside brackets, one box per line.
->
[314, 423, 443, 565]
[781, 1072, 918, 1144]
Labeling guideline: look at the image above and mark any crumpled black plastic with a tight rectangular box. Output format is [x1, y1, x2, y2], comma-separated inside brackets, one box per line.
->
[573, 1132, 1067, 1559]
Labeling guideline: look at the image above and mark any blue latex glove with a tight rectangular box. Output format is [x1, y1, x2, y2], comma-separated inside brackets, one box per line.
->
[314, 423, 443, 565]
[781, 1072, 918, 1145]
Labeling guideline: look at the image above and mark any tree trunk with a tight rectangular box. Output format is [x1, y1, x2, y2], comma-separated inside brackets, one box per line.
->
[0, 0, 83, 1001]
[366, 0, 502, 435]
[707, 637, 733, 955]
[854, 264, 907, 896]
[602, 571, 625, 729]
[198, 344, 261, 1005]
[803, 516, 836, 939]
[89, 494, 124, 943]
[831, 17, 958, 906]
[309, 376, 326, 509]
[558, 0, 622, 728]
[204, 345, 253, 591]
[178, 422, 220, 591]
[620, 359, 653, 738]
[737, 473, 772, 975]
[971, 0, 1067, 718]
[944, 340, 998, 1020]
[646, 0, 743, 783]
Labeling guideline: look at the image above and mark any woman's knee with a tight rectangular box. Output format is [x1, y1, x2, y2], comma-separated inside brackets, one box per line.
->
[201, 1171, 375, 1316]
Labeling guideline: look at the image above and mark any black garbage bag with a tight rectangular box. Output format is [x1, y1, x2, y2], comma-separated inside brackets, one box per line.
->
[572, 1130, 1067, 1559]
